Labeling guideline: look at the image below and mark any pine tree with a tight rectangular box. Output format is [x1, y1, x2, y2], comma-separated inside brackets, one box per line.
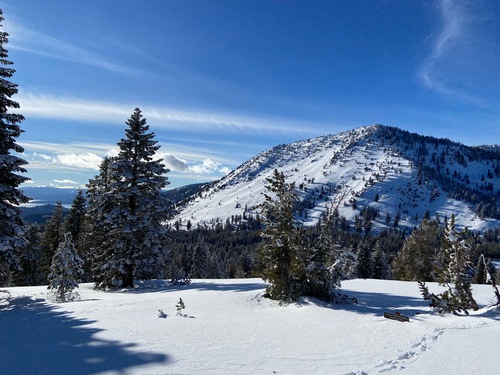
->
[40, 202, 65, 279]
[392, 219, 441, 281]
[421, 215, 478, 314]
[473, 254, 487, 284]
[13, 223, 44, 286]
[257, 169, 304, 302]
[176, 297, 186, 316]
[372, 242, 391, 280]
[47, 233, 84, 302]
[89, 109, 172, 289]
[190, 241, 209, 279]
[64, 190, 90, 280]
[0, 10, 30, 279]
[356, 244, 373, 279]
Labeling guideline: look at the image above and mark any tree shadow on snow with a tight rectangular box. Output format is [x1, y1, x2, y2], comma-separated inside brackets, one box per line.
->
[337, 289, 428, 317]
[0, 296, 169, 375]
[122, 279, 268, 295]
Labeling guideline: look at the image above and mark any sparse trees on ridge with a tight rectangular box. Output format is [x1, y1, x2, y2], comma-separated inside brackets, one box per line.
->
[88, 108, 172, 290]
[0, 9, 30, 282]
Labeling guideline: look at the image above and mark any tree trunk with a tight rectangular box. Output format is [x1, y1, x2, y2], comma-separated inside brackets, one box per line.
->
[122, 265, 134, 288]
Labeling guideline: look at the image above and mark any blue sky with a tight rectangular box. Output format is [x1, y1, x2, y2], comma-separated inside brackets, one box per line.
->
[2, 0, 499, 189]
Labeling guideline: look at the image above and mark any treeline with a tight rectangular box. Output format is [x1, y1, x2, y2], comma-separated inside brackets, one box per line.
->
[376, 125, 500, 219]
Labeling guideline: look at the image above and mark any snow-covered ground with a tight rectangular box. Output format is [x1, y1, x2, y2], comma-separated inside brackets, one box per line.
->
[1, 278, 499, 374]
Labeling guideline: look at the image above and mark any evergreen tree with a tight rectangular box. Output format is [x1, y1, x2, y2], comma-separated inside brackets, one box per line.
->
[258, 169, 304, 302]
[64, 190, 86, 242]
[473, 254, 487, 284]
[392, 219, 440, 281]
[47, 233, 84, 302]
[89, 109, 172, 289]
[356, 244, 372, 278]
[0, 10, 30, 279]
[190, 241, 209, 279]
[13, 223, 44, 286]
[372, 241, 391, 280]
[64, 190, 90, 280]
[40, 202, 65, 279]
[421, 215, 478, 314]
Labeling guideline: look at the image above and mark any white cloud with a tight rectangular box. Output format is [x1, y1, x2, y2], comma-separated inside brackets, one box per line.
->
[56, 153, 103, 170]
[158, 153, 189, 171]
[53, 179, 79, 185]
[17, 91, 322, 137]
[189, 159, 231, 176]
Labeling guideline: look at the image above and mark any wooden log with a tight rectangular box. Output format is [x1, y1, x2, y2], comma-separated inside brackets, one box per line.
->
[384, 311, 409, 322]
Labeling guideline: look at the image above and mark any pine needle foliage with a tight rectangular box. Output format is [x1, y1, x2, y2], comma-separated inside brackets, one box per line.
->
[88, 108, 172, 290]
[0, 10, 30, 276]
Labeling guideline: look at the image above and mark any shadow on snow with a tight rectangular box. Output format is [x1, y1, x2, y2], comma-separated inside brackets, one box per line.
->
[0, 296, 169, 375]
[121, 279, 268, 294]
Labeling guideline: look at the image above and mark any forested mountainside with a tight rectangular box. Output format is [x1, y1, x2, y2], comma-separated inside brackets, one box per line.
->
[172, 124, 500, 232]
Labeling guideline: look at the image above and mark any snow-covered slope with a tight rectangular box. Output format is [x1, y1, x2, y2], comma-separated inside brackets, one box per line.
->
[173, 125, 499, 232]
[1, 278, 499, 374]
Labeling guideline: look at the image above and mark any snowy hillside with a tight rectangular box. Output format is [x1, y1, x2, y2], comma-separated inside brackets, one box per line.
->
[1, 278, 499, 374]
[173, 125, 500, 232]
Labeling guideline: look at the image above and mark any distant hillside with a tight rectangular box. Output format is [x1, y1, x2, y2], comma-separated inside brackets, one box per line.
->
[21, 204, 69, 224]
[172, 124, 500, 233]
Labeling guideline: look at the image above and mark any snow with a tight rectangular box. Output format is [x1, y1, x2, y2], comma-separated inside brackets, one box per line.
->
[1, 278, 499, 374]
[172, 125, 499, 233]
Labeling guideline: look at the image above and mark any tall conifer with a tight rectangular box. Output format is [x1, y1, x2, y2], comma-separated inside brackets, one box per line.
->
[0, 9, 30, 277]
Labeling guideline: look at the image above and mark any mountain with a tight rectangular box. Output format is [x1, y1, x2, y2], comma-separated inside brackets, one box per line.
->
[172, 124, 500, 232]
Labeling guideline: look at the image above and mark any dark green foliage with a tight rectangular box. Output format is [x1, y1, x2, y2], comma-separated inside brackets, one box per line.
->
[12, 223, 44, 286]
[40, 202, 65, 279]
[356, 244, 372, 278]
[0, 10, 30, 278]
[258, 169, 305, 302]
[419, 216, 478, 314]
[473, 254, 487, 284]
[392, 219, 441, 281]
[88, 109, 172, 290]
[64, 190, 91, 281]
[372, 242, 391, 279]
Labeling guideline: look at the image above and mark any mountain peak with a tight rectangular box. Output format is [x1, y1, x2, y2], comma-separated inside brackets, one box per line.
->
[172, 125, 499, 233]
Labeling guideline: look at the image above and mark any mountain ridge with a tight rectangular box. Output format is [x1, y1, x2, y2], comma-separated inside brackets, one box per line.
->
[172, 124, 500, 233]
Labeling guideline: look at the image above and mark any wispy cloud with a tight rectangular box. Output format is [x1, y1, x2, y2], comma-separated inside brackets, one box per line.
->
[17, 91, 321, 136]
[418, 0, 498, 107]
[4, 19, 139, 75]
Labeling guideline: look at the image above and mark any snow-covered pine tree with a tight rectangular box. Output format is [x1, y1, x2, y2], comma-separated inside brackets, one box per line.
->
[473, 254, 487, 284]
[0, 10, 30, 281]
[176, 297, 186, 316]
[64, 190, 91, 280]
[421, 215, 478, 314]
[40, 202, 65, 279]
[304, 204, 345, 302]
[89, 109, 172, 289]
[47, 232, 84, 302]
[258, 169, 304, 302]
